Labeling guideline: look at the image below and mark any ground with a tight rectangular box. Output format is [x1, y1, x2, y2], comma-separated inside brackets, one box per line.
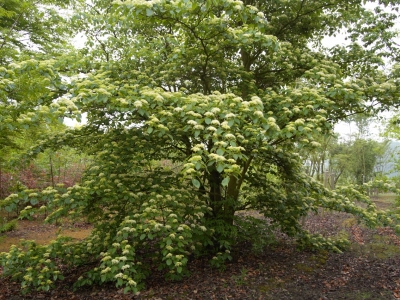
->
[0, 194, 400, 299]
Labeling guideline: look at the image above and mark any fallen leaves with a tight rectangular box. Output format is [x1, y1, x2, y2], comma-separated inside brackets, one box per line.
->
[351, 225, 364, 245]
[378, 227, 400, 247]
[394, 279, 400, 299]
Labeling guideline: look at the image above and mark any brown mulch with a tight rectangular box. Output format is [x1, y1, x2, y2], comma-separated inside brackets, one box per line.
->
[1, 211, 400, 300]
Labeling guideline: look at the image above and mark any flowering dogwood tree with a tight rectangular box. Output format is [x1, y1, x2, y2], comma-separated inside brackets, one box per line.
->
[2, 0, 400, 294]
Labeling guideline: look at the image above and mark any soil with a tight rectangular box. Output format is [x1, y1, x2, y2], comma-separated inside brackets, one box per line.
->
[1, 206, 400, 299]
[0, 218, 92, 252]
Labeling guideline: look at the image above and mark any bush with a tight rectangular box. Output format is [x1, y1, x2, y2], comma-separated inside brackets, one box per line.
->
[0, 219, 18, 233]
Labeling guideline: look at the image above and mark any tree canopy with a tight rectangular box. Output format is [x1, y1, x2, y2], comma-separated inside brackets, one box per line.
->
[0, 0, 78, 166]
[1, 0, 400, 294]
[0, 0, 74, 61]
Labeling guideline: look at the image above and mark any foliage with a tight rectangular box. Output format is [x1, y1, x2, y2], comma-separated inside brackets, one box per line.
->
[0, 171, 14, 199]
[234, 216, 277, 253]
[0, 184, 67, 218]
[1, 0, 400, 295]
[301, 135, 335, 184]
[329, 138, 390, 186]
[0, 0, 81, 170]
[384, 116, 400, 188]
[0, 0, 87, 201]
[348, 139, 388, 184]
[0, 125, 88, 202]
[1, 239, 67, 292]
[0, 0, 75, 62]
[0, 218, 17, 233]
[302, 112, 392, 188]
[0, 58, 77, 162]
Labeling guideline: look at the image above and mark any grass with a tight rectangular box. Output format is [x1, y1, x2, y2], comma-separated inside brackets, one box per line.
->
[351, 233, 400, 259]
[341, 290, 394, 300]
[232, 268, 249, 286]
[257, 278, 286, 294]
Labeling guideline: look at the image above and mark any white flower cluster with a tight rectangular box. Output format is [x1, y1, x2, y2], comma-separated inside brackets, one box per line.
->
[225, 113, 236, 119]
[191, 144, 205, 152]
[209, 153, 226, 162]
[224, 133, 236, 140]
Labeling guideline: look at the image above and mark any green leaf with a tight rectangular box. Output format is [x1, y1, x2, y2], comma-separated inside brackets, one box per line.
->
[140, 233, 146, 240]
[147, 127, 153, 134]
[146, 8, 154, 16]
[166, 259, 172, 266]
[221, 177, 230, 187]
[192, 178, 201, 188]
[216, 163, 224, 173]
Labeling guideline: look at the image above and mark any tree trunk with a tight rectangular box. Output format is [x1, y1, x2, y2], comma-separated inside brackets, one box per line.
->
[208, 169, 223, 218]
[0, 163, 3, 199]
[208, 171, 238, 226]
[224, 176, 239, 225]
[49, 154, 55, 188]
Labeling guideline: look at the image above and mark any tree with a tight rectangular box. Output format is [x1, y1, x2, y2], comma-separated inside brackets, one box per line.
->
[0, 0, 82, 195]
[0, 0, 82, 144]
[383, 116, 400, 186]
[2, 0, 400, 294]
[301, 135, 334, 184]
[348, 138, 388, 185]
[0, 0, 75, 63]
[327, 137, 390, 186]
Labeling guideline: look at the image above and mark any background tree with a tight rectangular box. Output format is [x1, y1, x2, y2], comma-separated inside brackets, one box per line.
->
[1, 0, 400, 294]
[0, 0, 85, 198]
[348, 139, 389, 185]
[382, 114, 400, 188]
[301, 134, 390, 189]
[335, 114, 392, 186]
[0, 0, 75, 62]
